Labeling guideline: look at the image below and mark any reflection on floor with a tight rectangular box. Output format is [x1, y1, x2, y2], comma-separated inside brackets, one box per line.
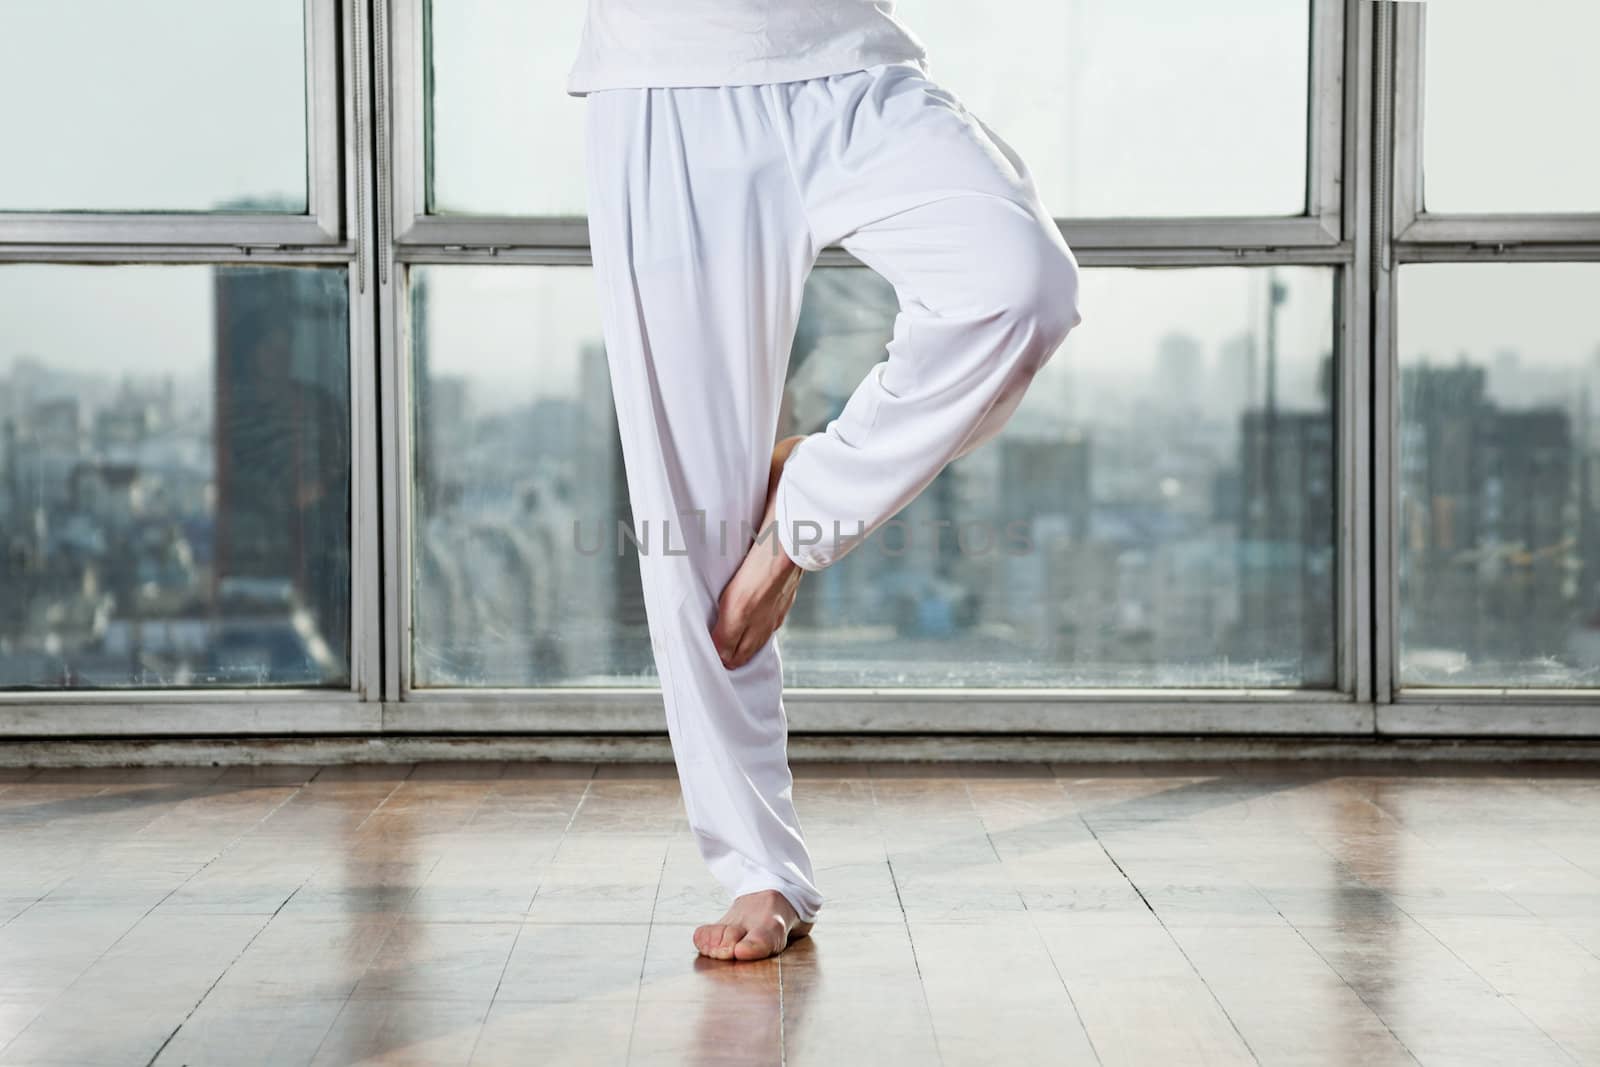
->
[0, 760, 1597, 1065]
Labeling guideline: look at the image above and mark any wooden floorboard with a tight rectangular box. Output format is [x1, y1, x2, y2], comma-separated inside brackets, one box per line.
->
[0, 761, 1596, 1065]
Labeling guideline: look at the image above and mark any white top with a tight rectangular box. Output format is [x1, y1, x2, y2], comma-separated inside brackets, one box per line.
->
[566, 0, 928, 96]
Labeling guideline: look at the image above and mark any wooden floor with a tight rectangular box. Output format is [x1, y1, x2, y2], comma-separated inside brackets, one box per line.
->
[1, 761, 1598, 1066]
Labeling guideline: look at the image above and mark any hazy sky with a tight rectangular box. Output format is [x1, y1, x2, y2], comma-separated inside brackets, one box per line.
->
[412, 263, 1337, 416]
[431, 0, 1310, 217]
[1399, 264, 1600, 370]
[0, 0, 306, 211]
[2, 0, 1597, 411]
[1424, 1, 1600, 213]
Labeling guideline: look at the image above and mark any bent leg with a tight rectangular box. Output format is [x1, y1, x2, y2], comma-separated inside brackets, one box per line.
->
[584, 85, 823, 921]
[773, 62, 1083, 571]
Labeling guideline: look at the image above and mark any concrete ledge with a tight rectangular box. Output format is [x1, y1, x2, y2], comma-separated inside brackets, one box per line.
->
[390, 694, 1373, 736]
[1379, 701, 1600, 737]
[2, 734, 1598, 768]
[1, 691, 1373, 738]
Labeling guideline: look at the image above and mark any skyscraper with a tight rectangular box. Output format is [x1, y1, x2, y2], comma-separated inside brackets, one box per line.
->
[212, 264, 350, 684]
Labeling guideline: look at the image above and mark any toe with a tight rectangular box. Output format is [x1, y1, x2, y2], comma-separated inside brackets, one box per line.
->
[696, 923, 737, 957]
[714, 925, 747, 960]
[733, 927, 781, 961]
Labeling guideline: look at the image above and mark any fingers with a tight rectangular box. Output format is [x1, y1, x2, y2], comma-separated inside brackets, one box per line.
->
[717, 622, 754, 669]
[729, 611, 779, 671]
[712, 624, 739, 668]
[712, 601, 762, 671]
[730, 631, 757, 671]
[710, 588, 739, 665]
[712, 586, 795, 670]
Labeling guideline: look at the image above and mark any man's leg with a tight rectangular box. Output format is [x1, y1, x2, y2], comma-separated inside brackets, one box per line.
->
[780, 62, 1083, 572]
[583, 84, 822, 958]
[716, 62, 1083, 665]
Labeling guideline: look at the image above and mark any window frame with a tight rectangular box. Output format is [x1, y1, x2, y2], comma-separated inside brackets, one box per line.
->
[0, 0, 346, 247]
[379, 0, 1374, 736]
[386, 0, 1348, 254]
[0, 0, 383, 736]
[1375, 2, 1600, 729]
[1390, 3, 1600, 249]
[9, 0, 1598, 741]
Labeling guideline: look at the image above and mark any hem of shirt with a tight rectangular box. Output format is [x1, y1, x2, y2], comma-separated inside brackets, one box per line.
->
[565, 49, 928, 97]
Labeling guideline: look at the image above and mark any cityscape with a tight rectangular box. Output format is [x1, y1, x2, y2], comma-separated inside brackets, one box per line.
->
[0, 265, 350, 689]
[776, 270, 1339, 688]
[4, 265, 1600, 689]
[411, 267, 1337, 689]
[1400, 355, 1600, 685]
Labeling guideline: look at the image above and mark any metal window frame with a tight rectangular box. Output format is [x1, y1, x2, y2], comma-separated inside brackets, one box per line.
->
[0, 0, 345, 248]
[1390, 2, 1600, 248]
[375, 0, 1372, 737]
[1371, 0, 1397, 709]
[0, 0, 383, 737]
[2, 0, 1592, 742]
[1374, 1, 1600, 732]
[386, 0, 1347, 256]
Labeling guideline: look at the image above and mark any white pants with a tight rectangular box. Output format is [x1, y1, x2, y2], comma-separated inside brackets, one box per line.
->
[583, 60, 1082, 922]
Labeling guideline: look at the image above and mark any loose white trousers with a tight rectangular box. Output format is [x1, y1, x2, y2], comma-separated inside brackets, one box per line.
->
[584, 60, 1082, 922]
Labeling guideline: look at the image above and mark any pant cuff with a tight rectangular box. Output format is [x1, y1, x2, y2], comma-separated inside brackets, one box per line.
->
[734, 876, 822, 925]
[729, 852, 823, 923]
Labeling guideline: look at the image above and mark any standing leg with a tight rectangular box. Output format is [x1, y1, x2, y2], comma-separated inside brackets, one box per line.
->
[583, 84, 823, 956]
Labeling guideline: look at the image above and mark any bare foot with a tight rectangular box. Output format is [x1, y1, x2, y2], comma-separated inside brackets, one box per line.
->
[693, 889, 815, 962]
[712, 434, 808, 670]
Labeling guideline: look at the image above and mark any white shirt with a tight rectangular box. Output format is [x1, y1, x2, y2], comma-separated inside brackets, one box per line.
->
[566, 0, 928, 96]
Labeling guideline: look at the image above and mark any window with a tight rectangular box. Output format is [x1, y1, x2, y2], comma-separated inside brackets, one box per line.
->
[1387, 0, 1600, 712]
[408, 263, 1336, 691]
[1420, 0, 1600, 215]
[784, 266, 1337, 687]
[6, 0, 1597, 735]
[0, 0, 360, 708]
[0, 265, 351, 688]
[0, 2, 309, 214]
[423, 1, 590, 217]
[418, 0, 1313, 221]
[1397, 264, 1600, 688]
[394, 0, 1351, 715]
[408, 266, 634, 686]
[898, 0, 1312, 218]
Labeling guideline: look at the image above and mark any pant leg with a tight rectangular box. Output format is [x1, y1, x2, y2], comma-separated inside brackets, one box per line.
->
[583, 85, 824, 921]
[770, 61, 1084, 572]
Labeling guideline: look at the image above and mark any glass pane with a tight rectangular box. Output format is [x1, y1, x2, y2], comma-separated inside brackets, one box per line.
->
[1397, 263, 1600, 688]
[788, 265, 1337, 686]
[410, 266, 640, 684]
[0, 2, 308, 213]
[427, 0, 1308, 219]
[900, 0, 1310, 217]
[1422, 0, 1600, 214]
[411, 264, 1336, 689]
[0, 265, 351, 688]
[427, 0, 590, 216]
